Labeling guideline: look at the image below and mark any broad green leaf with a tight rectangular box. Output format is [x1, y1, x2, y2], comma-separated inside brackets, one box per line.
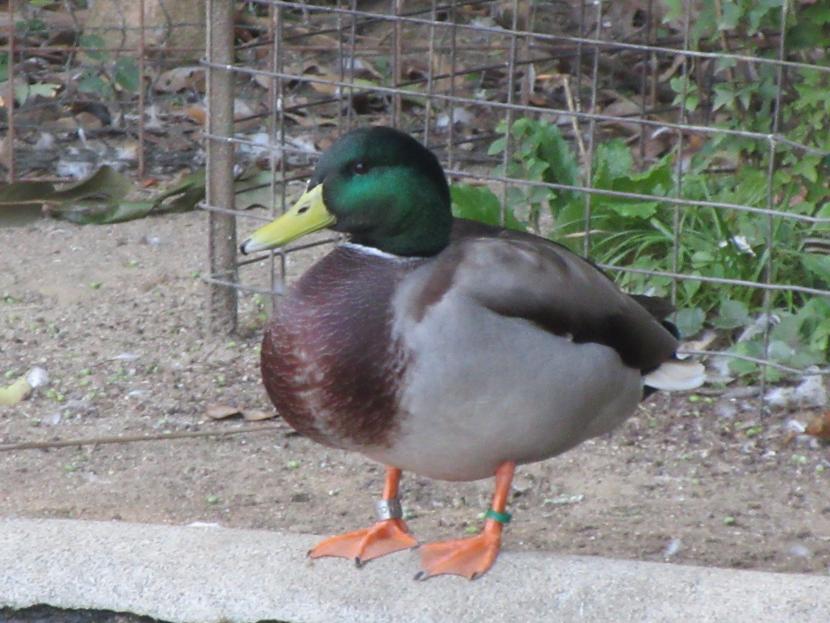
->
[770, 313, 801, 346]
[47, 166, 132, 203]
[54, 201, 158, 225]
[748, 0, 782, 34]
[605, 200, 659, 220]
[0, 181, 56, 204]
[728, 340, 763, 376]
[17, 18, 46, 33]
[737, 87, 752, 111]
[810, 318, 830, 352]
[166, 182, 206, 213]
[682, 276, 702, 301]
[728, 357, 758, 377]
[712, 84, 735, 111]
[14, 82, 59, 105]
[713, 298, 750, 329]
[717, 1, 741, 31]
[593, 140, 633, 186]
[792, 156, 819, 184]
[526, 159, 549, 181]
[814, 203, 830, 232]
[714, 56, 737, 74]
[487, 136, 506, 156]
[768, 340, 795, 361]
[149, 169, 205, 206]
[450, 184, 524, 231]
[675, 307, 705, 338]
[79, 34, 108, 62]
[669, 77, 699, 111]
[552, 199, 587, 239]
[0, 165, 212, 227]
[801, 254, 830, 284]
[537, 124, 578, 187]
[788, 4, 830, 49]
[662, 0, 683, 23]
[78, 71, 109, 96]
[114, 57, 140, 92]
[591, 146, 671, 221]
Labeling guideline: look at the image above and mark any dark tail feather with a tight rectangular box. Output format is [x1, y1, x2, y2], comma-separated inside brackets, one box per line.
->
[630, 294, 680, 339]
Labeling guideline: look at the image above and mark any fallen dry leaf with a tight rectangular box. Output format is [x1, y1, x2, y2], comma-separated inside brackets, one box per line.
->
[73, 111, 104, 131]
[0, 368, 49, 407]
[805, 412, 830, 440]
[0, 134, 11, 171]
[599, 96, 643, 136]
[155, 67, 206, 93]
[0, 377, 34, 407]
[241, 409, 275, 421]
[184, 104, 207, 126]
[252, 73, 272, 90]
[307, 69, 339, 96]
[206, 404, 243, 420]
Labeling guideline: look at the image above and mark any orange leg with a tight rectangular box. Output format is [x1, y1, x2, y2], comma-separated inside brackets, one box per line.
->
[416, 461, 515, 581]
[309, 466, 417, 567]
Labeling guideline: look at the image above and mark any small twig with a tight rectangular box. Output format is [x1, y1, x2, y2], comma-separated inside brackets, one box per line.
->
[0, 424, 285, 453]
[560, 75, 588, 169]
[713, 0, 736, 84]
[0, 305, 42, 313]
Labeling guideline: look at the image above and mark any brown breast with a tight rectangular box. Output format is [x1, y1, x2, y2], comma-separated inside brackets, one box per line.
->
[260, 245, 425, 449]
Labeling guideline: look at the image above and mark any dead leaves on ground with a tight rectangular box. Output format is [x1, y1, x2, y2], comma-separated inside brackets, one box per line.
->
[155, 67, 206, 94]
[0, 165, 204, 225]
[206, 404, 274, 422]
[805, 412, 830, 441]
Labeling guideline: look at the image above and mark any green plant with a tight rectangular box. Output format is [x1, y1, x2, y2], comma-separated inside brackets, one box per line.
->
[450, 183, 524, 231]
[488, 117, 579, 232]
[77, 34, 140, 97]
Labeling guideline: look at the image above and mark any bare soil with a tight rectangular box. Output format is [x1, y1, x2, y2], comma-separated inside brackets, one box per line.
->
[1, 212, 829, 577]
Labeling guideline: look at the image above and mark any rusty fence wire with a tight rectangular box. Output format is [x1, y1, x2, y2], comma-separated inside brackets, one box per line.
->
[2, 0, 205, 182]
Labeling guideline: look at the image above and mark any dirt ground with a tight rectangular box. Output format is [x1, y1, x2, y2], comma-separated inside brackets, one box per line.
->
[1, 211, 829, 578]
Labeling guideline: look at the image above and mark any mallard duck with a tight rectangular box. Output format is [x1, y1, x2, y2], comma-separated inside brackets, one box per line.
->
[241, 126, 704, 580]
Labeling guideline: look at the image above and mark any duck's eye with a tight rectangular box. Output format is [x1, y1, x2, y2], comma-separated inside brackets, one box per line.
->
[352, 161, 369, 175]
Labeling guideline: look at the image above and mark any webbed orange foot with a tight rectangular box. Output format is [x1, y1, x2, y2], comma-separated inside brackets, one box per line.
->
[309, 518, 417, 566]
[415, 524, 501, 580]
[415, 460, 516, 581]
[309, 466, 416, 567]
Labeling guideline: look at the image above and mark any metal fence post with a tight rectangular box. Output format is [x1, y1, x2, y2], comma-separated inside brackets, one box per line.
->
[6, 1, 16, 182]
[206, 0, 238, 334]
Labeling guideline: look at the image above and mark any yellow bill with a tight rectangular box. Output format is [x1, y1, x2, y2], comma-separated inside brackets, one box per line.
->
[240, 184, 335, 254]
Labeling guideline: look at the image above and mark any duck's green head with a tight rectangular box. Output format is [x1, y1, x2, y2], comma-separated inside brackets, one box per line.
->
[240, 126, 452, 257]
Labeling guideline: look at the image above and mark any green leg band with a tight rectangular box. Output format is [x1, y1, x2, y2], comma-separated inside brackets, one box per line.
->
[484, 508, 512, 524]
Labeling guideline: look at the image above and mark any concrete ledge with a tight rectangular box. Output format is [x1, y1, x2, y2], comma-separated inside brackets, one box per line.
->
[0, 518, 828, 623]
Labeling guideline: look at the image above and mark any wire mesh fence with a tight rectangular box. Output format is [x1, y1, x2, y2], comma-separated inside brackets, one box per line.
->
[203, 0, 830, 412]
[2, 0, 205, 182]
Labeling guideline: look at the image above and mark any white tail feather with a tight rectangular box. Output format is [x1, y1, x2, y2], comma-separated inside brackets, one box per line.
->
[644, 360, 706, 391]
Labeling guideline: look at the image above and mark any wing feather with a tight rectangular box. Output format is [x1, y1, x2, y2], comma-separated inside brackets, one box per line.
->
[427, 219, 680, 372]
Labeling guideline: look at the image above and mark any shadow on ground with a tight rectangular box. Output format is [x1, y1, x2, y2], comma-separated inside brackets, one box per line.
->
[0, 605, 288, 623]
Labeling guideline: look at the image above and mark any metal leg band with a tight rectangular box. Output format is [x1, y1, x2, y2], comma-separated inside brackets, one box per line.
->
[375, 497, 403, 521]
